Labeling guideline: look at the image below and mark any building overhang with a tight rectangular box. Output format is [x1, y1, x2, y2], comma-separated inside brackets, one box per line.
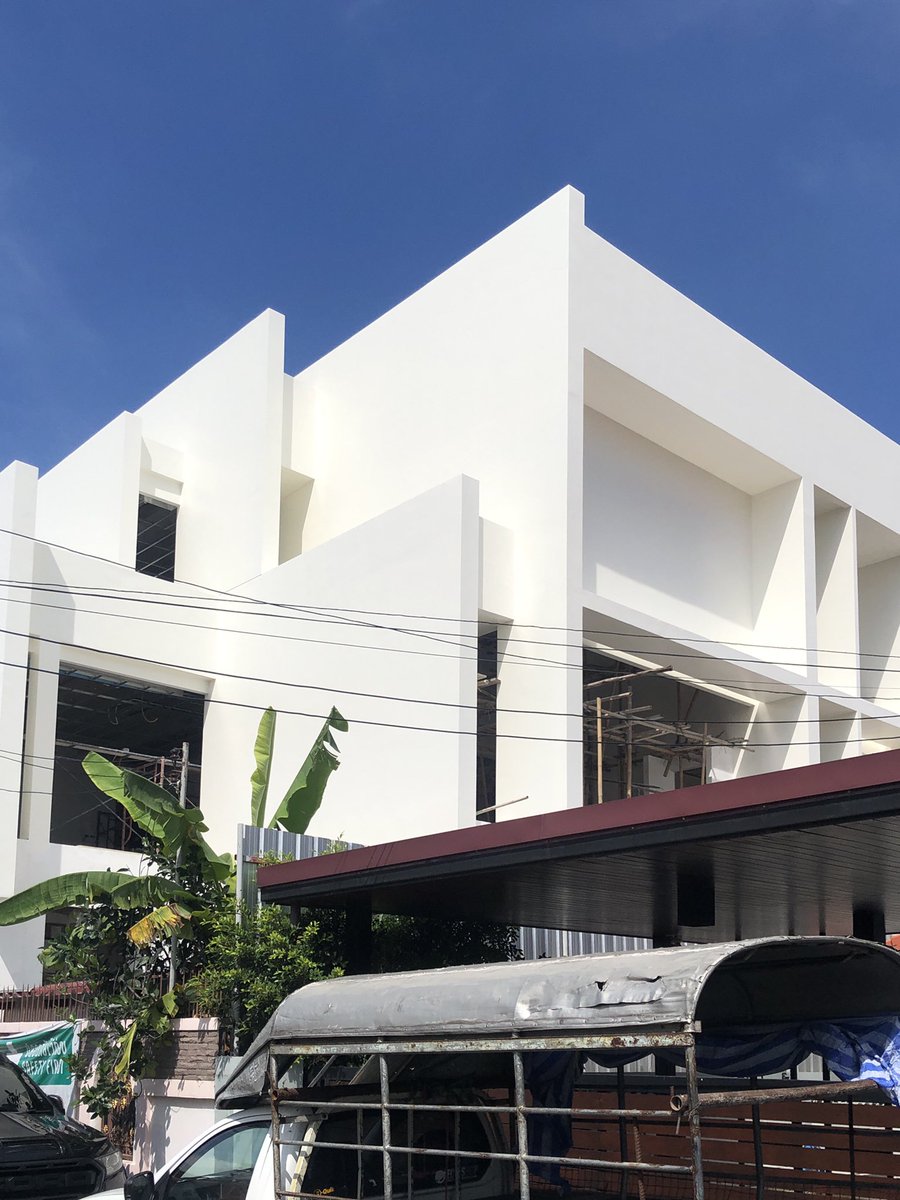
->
[259, 750, 900, 942]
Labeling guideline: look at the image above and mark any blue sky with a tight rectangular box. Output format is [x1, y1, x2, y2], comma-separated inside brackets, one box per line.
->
[1, 1, 898, 473]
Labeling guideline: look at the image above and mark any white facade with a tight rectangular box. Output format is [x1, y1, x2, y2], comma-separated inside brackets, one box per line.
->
[3, 186, 900, 986]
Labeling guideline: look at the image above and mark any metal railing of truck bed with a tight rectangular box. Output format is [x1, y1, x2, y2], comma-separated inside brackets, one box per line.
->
[266, 1031, 705, 1200]
[266, 1032, 896, 1200]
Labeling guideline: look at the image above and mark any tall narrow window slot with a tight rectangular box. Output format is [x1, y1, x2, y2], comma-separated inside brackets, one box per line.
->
[476, 631, 498, 823]
[136, 495, 178, 581]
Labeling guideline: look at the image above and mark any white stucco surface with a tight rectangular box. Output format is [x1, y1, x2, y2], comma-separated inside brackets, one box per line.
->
[3, 186, 900, 985]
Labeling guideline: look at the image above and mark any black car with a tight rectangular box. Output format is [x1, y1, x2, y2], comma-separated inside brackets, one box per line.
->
[0, 1052, 126, 1199]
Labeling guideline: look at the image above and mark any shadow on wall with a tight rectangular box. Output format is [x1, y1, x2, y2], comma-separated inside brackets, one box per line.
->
[134, 1080, 217, 1174]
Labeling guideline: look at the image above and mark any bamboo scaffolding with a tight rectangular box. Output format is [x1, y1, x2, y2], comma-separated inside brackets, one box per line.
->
[583, 670, 748, 805]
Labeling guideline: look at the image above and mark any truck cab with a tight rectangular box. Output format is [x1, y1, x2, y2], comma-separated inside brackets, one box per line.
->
[101, 1090, 506, 1200]
[0, 1052, 125, 1199]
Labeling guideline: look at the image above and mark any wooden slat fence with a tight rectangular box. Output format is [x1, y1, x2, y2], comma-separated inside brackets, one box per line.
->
[538, 1085, 900, 1200]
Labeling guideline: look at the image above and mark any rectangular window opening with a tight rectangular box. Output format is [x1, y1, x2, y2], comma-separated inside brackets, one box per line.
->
[136, 495, 178, 581]
[51, 666, 205, 850]
[582, 647, 751, 804]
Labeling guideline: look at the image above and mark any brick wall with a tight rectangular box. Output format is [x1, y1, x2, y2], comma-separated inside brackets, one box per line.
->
[150, 1018, 220, 1081]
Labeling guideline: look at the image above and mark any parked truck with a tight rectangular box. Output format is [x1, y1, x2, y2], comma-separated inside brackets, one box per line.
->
[91, 936, 900, 1200]
[0, 1050, 125, 1199]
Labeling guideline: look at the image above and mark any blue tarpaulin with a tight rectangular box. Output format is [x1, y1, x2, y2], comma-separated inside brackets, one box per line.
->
[683, 1019, 900, 1103]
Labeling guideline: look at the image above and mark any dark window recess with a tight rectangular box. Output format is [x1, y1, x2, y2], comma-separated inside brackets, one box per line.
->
[582, 647, 750, 805]
[17, 654, 31, 837]
[51, 666, 204, 850]
[136, 495, 177, 581]
[476, 631, 498, 823]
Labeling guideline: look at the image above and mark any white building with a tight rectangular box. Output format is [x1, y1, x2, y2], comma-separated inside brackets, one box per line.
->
[3, 185, 900, 987]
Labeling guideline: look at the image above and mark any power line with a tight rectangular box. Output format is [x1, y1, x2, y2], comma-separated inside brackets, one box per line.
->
[5, 519, 900, 664]
[7, 573, 900, 670]
[3, 621, 900, 746]
[4, 535, 900, 732]
[0, 650, 580, 743]
[5, 582, 900, 702]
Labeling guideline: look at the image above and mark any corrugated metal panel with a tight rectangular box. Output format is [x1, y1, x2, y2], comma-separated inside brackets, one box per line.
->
[236, 824, 362, 912]
[519, 926, 649, 960]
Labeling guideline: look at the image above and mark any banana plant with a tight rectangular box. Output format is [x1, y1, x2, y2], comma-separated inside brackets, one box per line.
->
[250, 705, 347, 833]
[0, 755, 228, 941]
[114, 990, 178, 1077]
[0, 707, 348, 1117]
[0, 705, 347, 937]
[0, 871, 198, 928]
[82, 753, 233, 881]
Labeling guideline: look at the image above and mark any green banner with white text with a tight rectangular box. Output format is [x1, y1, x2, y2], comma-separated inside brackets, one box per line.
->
[0, 1022, 78, 1109]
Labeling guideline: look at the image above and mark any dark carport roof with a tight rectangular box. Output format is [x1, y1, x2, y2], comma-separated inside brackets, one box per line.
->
[258, 750, 900, 941]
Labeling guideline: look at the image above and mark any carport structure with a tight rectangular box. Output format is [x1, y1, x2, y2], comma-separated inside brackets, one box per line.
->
[258, 750, 900, 948]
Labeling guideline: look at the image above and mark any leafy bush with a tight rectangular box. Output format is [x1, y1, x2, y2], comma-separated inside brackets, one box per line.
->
[193, 904, 336, 1047]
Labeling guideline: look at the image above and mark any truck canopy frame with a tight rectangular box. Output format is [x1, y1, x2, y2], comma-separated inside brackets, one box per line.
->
[216, 937, 900, 1200]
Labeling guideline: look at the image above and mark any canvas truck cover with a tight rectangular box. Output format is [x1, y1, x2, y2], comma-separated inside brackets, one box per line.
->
[216, 936, 900, 1107]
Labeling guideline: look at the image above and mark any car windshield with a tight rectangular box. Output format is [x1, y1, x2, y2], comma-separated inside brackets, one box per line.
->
[0, 1055, 52, 1113]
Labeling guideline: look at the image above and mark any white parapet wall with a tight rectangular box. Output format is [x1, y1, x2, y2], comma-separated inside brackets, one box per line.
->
[3, 188, 900, 985]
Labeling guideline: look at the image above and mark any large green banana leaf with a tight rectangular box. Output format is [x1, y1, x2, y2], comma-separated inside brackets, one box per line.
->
[114, 1021, 138, 1077]
[82, 753, 206, 853]
[0, 871, 199, 926]
[193, 838, 235, 882]
[249, 707, 276, 828]
[82, 753, 232, 881]
[268, 707, 348, 834]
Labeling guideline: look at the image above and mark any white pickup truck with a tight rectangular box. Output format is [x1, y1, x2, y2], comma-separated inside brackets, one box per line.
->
[95, 1093, 508, 1200]
[83, 936, 900, 1200]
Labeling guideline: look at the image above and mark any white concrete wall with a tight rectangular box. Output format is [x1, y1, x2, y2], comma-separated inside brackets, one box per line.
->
[289, 187, 585, 818]
[0, 463, 40, 986]
[815, 500, 859, 695]
[35, 413, 142, 567]
[201, 474, 482, 845]
[4, 188, 900, 987]
[132, 1077, 218, 1174]
[137, 310, 286, 590]
[574, 218, 900, 534]
[583, 408, 753, 640]
[859, 555, 900, 707]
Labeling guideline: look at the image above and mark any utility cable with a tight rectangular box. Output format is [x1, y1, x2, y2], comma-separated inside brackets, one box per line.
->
[2, 584, 899, 698]
[5, 521, 900, 665]
[2, 625, 900, 741]
[6, 574, 900, 673]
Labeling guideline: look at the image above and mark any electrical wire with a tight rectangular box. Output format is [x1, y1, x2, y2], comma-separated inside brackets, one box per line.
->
[5, 574, 900, 674]
[5, 519, 900, 664]
[6, 648, 900, 751]
[4, 583, 900, 710]
[2, 624, 900, 747]
[3, 537, 900, 739]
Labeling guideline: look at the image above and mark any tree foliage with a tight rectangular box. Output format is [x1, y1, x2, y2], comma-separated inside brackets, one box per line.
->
[369, 914, 522, 973]
[194, 905, 521, 1050]
[24, 707, 348, 1124]
[192, 904, 333, 1047]
[0, 871, 196, 928]
[42, 903, 185, 1120]
[13, 705, 521, 1132]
